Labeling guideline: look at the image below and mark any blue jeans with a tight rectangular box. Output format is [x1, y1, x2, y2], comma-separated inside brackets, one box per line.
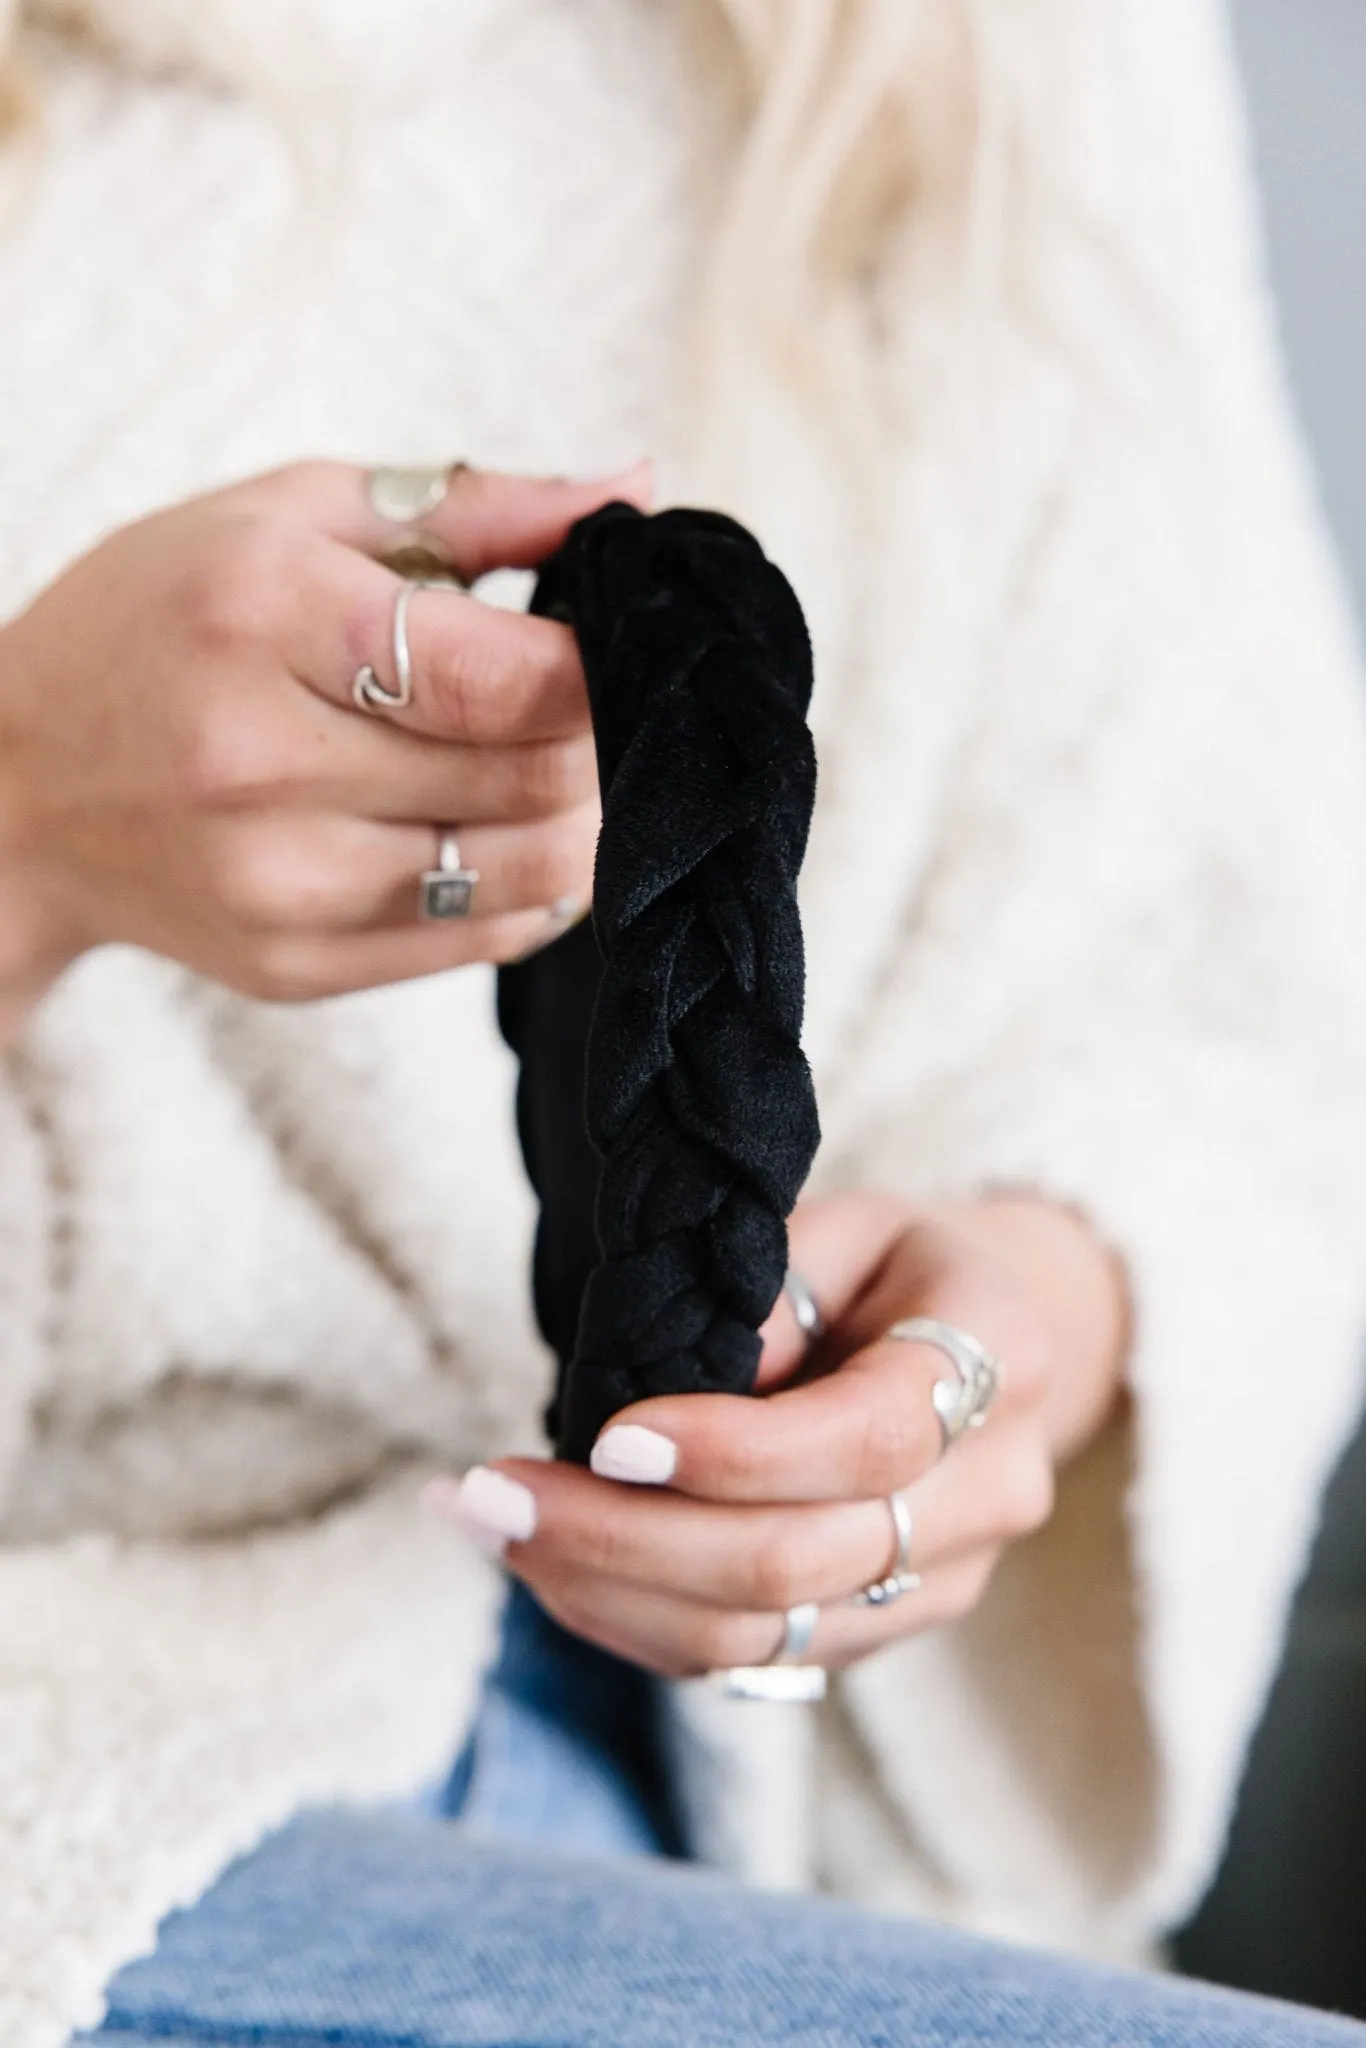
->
[81, 1584, 1366, 2047]
[435, 1580, 683, 1859]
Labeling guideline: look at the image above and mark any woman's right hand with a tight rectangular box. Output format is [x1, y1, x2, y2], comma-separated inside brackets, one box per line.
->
[0, 459, 648, 1040]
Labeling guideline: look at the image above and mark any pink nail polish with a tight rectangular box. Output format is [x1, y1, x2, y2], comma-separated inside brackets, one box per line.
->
[458, 1466, 538, 1541]
[423, 1468, 536, 1553]
[590, 1424, 677, 1485]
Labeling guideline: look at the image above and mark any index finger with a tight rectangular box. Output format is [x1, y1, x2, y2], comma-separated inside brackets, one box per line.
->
[287, 538, 592, 744]
[239, 457, 654, 583]
[592, 1337, 950, 1506]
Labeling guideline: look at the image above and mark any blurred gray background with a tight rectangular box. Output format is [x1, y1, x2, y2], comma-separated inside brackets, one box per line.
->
[1232, 0, 1366, 629]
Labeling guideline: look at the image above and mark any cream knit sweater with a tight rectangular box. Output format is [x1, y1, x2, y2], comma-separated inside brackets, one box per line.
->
[4, 2, 1366, 2042]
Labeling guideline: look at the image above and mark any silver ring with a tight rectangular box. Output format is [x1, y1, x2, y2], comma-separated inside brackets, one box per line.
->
[782, 1267, 824, 1352]
[772, 1601, 820, 1663]
[366, 463, 462, 525]
[365, 465, 472, 583]
[713, 1663, 827, 1703]
[353, 578, 433, 713]
[420, 828, 481, 921]
[851, 1491, 921, 1608]
[887, 1315, 1002, 1449]
[713, 1602, 827, 1704]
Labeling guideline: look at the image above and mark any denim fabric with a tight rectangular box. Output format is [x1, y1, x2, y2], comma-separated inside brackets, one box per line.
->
[436, 1580, 682, 1860]
[76, 1582, 1366, 2045]
[80, 1804, 1366, 2047]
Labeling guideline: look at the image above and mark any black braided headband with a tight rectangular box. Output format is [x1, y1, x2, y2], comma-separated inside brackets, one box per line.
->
[497, 503, 820, 1464]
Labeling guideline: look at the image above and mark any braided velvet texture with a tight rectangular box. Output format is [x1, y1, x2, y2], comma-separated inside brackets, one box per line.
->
[500, 503, 820, 1464]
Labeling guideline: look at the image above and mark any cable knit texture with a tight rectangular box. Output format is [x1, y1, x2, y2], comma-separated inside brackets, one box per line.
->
[2, 2, 1366, 2042]
[513, 504, 819, 1461]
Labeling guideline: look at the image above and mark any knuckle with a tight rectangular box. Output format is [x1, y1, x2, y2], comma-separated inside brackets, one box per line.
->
[339, 583, 393, 684]
[223, 838, 347, 936]
[441, 467, 498, 578]
[180, 704, 286, 809]
[571, 1511, 633, 1581]
[519, 736, 595, 817]
[851, 1398, 925, 1498]
[699, 1419, 769, 1497]
[523, 620, 574, 712]
[517, 814, 593, 905]
[209, 832, 284, 930]
[747, 1525, 808, 1613]
[178, 513, 292, 651]
[425, 632, 489, 741]
[238, 936, 335, 1005]
[694, 1611, 760, 1673]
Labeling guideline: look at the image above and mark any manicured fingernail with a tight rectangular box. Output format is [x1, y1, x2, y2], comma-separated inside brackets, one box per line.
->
[422, 1477, 507, 1558]
[460, 1466, 538, 1540]
[590, 1424, 677, 1485]
[427, 1467, 538, 1549]
[422, 1475, 501, 1551]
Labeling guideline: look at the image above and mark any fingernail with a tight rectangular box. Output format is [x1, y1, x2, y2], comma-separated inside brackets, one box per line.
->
[590, 1423, 677, 1485]
[427, 1467, 538, 1548]
[421, 1475, 503, 1557]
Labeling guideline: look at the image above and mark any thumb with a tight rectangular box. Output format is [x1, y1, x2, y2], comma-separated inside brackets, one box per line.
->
[239, 457, 655, 581]
[420, 459, 655, 581]
[756, 1191, 913, 1391]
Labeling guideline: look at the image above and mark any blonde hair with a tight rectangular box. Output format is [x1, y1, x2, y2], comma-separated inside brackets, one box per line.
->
[701, 3, 951, 389]
[0, 19, 31, 143]
[682, 0, 1015, 530]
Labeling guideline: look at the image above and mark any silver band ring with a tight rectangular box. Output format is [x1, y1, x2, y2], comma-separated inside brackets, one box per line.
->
[713, 1601, 827, 1704]
[887, 1315, 1002, 1450]
[851, 1491, 921, 1608]
[782, 1267, 824, 1352]
[353, 577, 434, 713]
[420, 828, 481, 921]
[771, 1601, 820, 1664]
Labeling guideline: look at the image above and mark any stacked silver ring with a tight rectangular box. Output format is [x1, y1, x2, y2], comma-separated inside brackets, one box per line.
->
[353, 576, 436, 713]
[697, 1261, 1006, 1701]
[782, 1267, 824, 1349]
[713, 1600, 827, 1704]
[348, 562, 483, 922]
[887, 1315, 1001, 1447]
[851, 1491, 920, 1609]
[712, 1268, 829, 1703]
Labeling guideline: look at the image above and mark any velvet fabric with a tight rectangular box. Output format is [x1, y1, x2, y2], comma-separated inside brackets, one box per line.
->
[497, 504, 820, 1463]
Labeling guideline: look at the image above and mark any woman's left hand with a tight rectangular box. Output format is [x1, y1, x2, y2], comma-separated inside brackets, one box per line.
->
[431, 1189, 1129, 1677]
